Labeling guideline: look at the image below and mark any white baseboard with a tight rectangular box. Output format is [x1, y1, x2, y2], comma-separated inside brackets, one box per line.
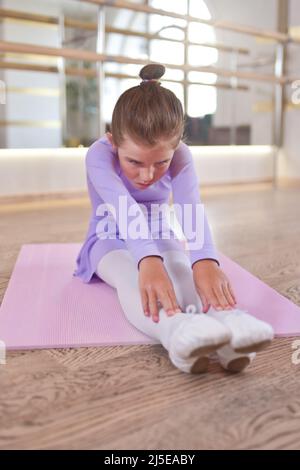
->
[0, 145, 275, 197]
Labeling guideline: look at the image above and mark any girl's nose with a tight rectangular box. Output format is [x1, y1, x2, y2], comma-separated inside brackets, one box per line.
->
[140, 168, 154, 181]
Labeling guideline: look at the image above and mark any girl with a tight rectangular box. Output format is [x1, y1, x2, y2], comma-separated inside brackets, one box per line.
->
[73, 63, 274, 374]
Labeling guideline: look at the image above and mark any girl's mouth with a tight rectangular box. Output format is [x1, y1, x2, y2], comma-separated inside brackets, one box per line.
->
[137, 182, 152, 187]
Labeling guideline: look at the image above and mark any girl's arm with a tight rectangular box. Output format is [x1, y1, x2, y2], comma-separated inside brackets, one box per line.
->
[86, 139, 163, 270]
[87, 139, 183, 321]
[169, 141, 220, 268]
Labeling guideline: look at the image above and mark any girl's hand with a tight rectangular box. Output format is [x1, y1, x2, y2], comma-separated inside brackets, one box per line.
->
[192, 259, 237, 313]
[138, 256, 182, 323]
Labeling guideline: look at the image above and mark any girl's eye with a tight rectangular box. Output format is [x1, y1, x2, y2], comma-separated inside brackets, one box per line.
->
[129, 161, 167, 166]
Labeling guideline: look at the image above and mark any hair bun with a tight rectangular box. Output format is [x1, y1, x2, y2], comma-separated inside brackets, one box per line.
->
[139, 63, 165, 81]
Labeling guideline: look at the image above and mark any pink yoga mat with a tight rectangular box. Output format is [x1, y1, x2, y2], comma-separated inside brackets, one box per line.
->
[0, 243, 299, 351]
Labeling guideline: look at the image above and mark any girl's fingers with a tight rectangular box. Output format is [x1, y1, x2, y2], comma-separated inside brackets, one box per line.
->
[141, 289, 150, 316]
[213, 286, 230, 310]
[157, 292, 178, 318]
[148, 289, 159, 322]
[227, 283, 237, 305]
[197, 290, 210, 313]
[167, 289, 182, 315]
[222, 282, 236, 307]
[208, 289, 222, 310]
[196, 283, 225, 311]
[216, 283, 229, 308]
[143, 287, 182, 322]
[206, 290, 221, 311]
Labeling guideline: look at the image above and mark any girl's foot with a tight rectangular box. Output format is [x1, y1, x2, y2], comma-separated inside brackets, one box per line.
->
[168, 353, 210, 374]
[215, 344, 256, 373]
[167, 313, 232, 374]
[206, 308, 274, 353]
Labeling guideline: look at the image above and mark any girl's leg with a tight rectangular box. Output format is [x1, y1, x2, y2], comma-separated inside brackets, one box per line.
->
[206, 307, 274, 353]
[158, 249, 203, 313]
[161, 249, 262, 373]
[96, 248, 179, 344]
[96, 248, 231, 374]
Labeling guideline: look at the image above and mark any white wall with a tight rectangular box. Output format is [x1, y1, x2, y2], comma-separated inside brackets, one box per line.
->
[0, 146, 274, 196]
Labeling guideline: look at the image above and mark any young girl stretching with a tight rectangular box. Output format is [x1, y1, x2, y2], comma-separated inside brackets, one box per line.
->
[74, 63, 274, 374]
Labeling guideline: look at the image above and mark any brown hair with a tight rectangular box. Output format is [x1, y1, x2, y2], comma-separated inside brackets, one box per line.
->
[110, 63, 185, 148]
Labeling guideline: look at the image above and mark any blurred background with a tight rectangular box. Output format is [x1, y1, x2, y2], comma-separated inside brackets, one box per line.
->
[0, 0, 299, 195]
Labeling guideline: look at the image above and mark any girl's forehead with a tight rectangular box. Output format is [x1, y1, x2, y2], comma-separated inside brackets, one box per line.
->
[120, 135, 176, 155]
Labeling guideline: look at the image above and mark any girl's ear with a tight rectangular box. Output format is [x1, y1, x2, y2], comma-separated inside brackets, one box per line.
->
[106, 132, 117, 150]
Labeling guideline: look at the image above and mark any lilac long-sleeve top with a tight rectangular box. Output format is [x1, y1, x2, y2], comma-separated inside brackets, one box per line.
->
[73, 134, 220, 283]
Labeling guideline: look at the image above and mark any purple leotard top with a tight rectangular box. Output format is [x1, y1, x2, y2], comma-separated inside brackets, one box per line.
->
[73, 134, 220, 283]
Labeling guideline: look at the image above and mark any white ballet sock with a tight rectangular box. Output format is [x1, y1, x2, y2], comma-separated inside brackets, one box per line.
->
[216, 344, 256, 373]
[206, 308, 274, 353]
[159, 309, 232, 373]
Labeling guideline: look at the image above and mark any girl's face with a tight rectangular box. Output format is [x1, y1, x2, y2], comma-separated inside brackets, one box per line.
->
[106, 132, 178, 190]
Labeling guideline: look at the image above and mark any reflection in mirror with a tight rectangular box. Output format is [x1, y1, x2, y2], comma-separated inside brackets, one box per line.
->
[0, 0, 293, 150]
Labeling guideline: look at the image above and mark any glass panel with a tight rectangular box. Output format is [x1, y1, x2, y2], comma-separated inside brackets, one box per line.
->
[150, 40, 184, 65]
[188, 84, 217, 117]
[188, 45, 218, 66]
[188, 22, 216, 44]
[188, 71, 217, 84]
[189, 0, 212, 19]
[150, 0, 188, 16]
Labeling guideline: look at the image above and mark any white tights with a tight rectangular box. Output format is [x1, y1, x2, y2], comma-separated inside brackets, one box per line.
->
[95, 249, 273, 373]
[96, 249, 204, 348]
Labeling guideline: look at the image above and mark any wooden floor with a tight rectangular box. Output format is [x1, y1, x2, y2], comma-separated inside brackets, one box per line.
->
[0, 182, 300, 450]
